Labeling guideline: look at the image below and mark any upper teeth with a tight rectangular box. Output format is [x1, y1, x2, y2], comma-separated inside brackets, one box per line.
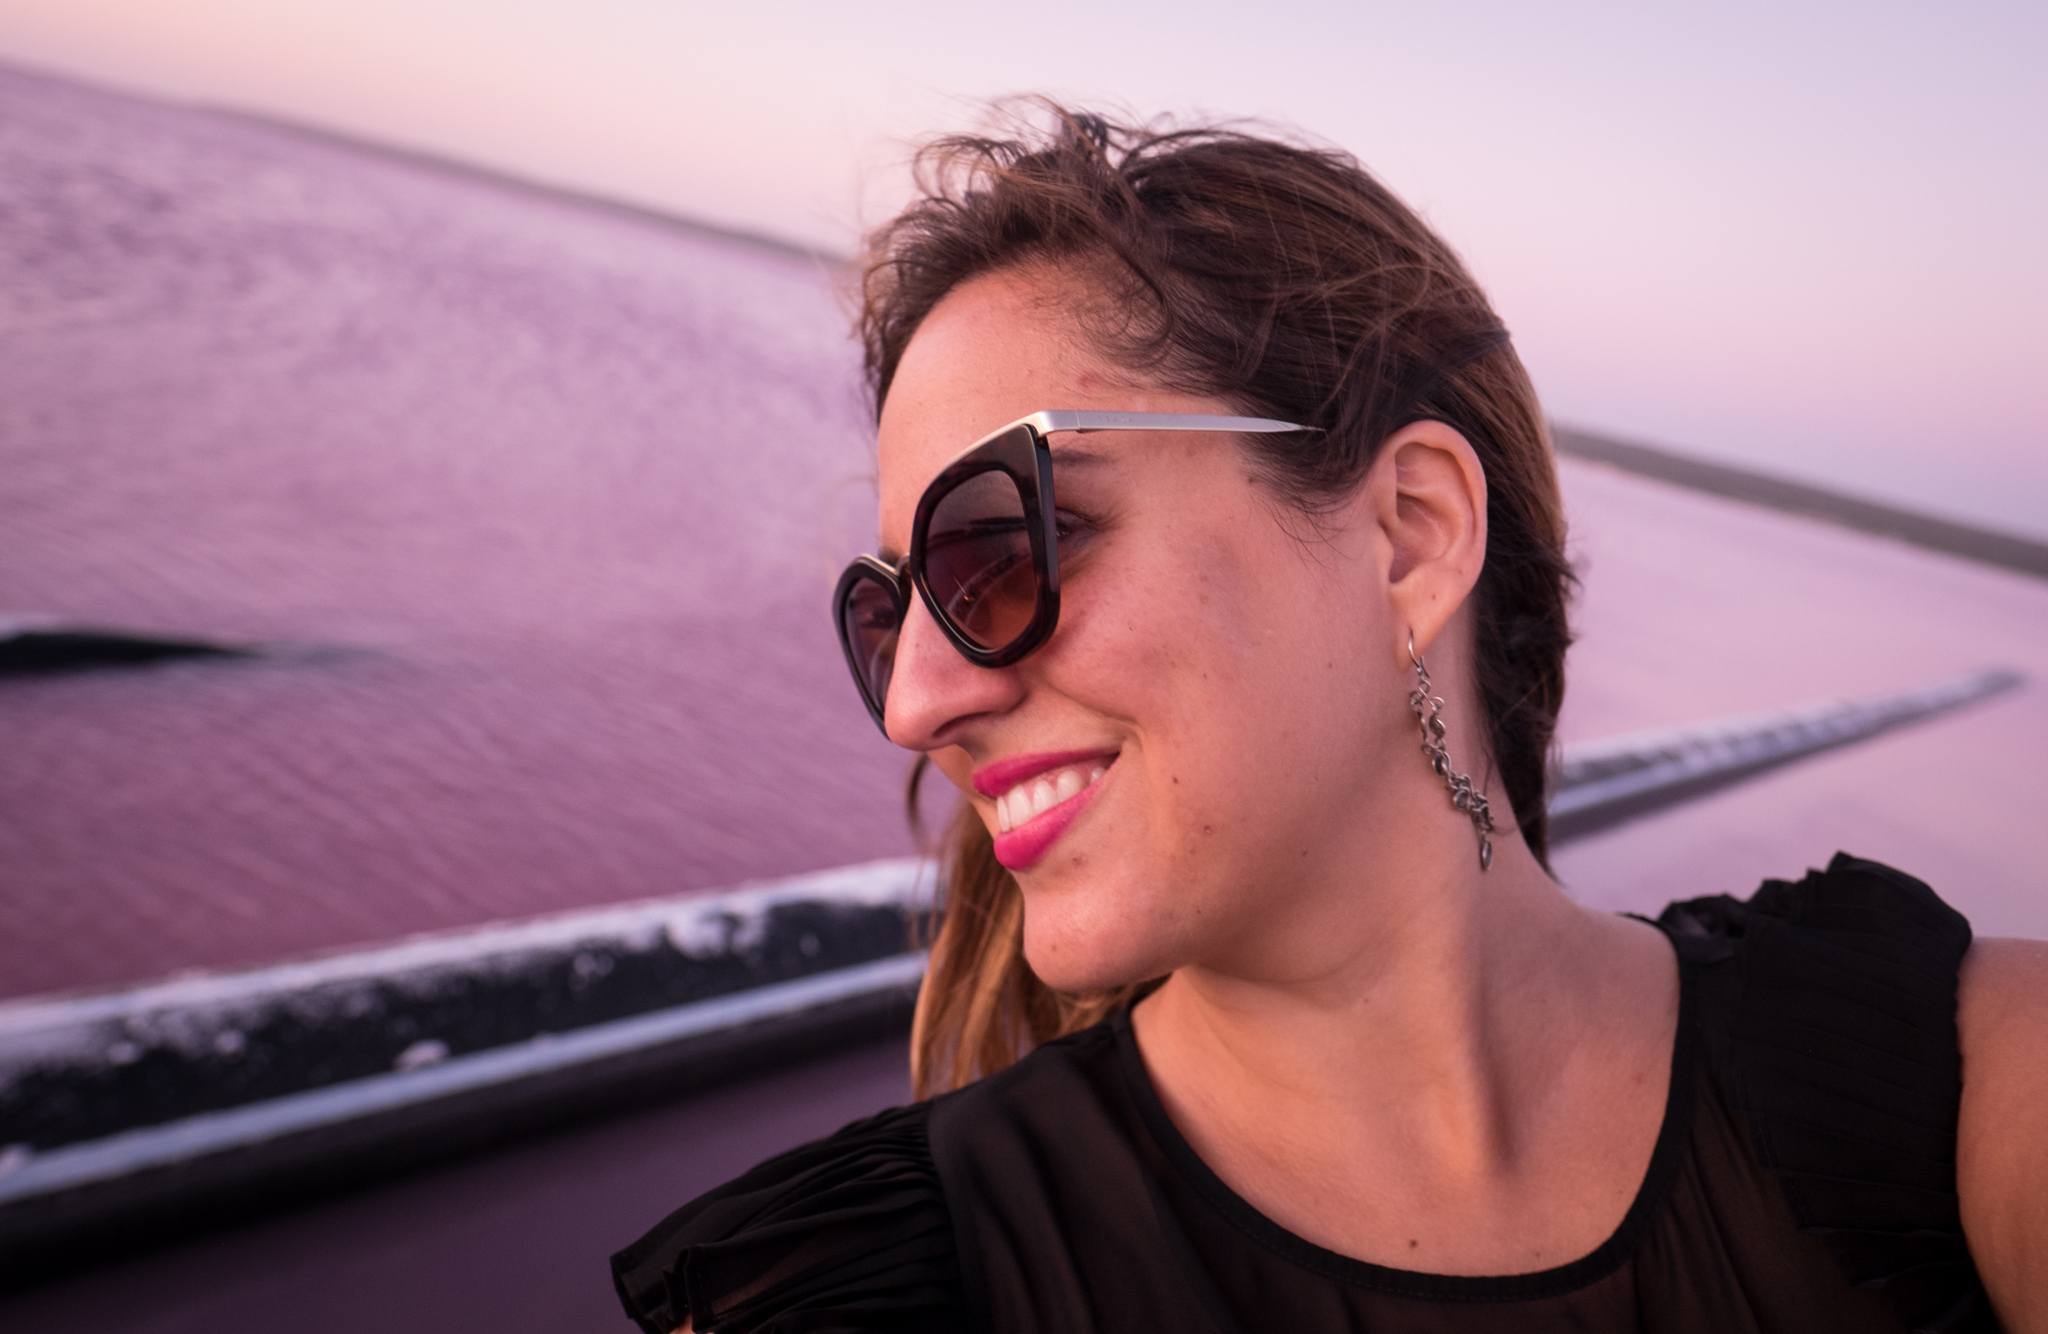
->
[996, 761, 1109, 833]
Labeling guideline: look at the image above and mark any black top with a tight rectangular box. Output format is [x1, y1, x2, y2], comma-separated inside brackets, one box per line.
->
[610, 851, 2000, 1332]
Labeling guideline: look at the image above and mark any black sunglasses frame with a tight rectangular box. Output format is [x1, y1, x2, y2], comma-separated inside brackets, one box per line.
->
[833, 410, 1318, 738]
[834, 422, 1055, 736]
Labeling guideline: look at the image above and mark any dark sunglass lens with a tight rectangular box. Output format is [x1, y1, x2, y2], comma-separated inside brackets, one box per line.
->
[840, 576, 902, 715]
[923, 468, 1039, 651]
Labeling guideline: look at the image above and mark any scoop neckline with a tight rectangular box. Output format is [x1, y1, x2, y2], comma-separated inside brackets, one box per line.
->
[1108, 910, 1698, 1302]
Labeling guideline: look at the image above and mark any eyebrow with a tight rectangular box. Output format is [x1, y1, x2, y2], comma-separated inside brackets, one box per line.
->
[876, 446, 1117, 562]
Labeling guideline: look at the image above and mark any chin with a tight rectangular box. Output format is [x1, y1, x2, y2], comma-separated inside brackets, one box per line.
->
[1020, 914, 1162, 997]
[1026, 959, 1140, 998]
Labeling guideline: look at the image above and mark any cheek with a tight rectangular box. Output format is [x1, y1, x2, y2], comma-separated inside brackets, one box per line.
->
[1070, 537, 1285, 846]
[1066, 534, 1261, 721]
[1136, 538, 1381, 846]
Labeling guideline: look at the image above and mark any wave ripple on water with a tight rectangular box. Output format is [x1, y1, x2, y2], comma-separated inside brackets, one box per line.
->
[0, 65, 925, 1000]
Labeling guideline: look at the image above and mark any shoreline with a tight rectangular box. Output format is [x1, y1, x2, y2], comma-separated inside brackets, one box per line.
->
[5, 56, 2038, 582]
[1553, 425, 2048, 583]
[0, 56, 842, 270]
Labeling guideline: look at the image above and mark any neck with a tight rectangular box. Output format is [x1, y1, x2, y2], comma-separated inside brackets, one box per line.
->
[1129, 827, 1643, 1186]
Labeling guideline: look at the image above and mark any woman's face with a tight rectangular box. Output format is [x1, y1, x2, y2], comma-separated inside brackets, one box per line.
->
[875, 262, 1472, 995]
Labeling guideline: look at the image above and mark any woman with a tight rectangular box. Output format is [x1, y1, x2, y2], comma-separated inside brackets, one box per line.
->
[611, 100, 2046, 1332]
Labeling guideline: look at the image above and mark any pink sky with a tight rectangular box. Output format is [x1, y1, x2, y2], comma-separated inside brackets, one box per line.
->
[3, 0, 2042, 538]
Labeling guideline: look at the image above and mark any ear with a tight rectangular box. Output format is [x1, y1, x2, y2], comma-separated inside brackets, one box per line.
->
[1369, 418, 1488, 661]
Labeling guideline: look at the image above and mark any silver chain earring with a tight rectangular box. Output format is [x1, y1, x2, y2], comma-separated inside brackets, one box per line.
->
[1406, 628, 1497, 872]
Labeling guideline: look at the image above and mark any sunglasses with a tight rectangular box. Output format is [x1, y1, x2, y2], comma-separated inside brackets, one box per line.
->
[834, 409, 1320, 737]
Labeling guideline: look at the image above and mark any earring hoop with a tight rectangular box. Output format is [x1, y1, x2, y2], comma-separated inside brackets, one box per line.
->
[1406, 628, 1497, 872]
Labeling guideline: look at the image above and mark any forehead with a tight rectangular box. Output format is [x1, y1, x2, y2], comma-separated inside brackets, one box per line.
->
[873, 265, 1138, 554]
[880, 268, 1119, 460]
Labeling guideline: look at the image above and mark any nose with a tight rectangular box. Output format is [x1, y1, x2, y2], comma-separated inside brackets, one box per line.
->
[882, 590, 1025, 751]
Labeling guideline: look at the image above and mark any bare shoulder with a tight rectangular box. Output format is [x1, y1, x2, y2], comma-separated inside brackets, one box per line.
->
[1956, 935, 2048, 1332]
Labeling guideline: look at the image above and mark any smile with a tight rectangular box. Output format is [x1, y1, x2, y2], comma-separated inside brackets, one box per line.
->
[991, 757, 1116, 871]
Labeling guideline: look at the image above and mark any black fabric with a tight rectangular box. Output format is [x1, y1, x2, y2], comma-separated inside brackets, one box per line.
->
[609, 850, 1998, 1332]
[609, 1100, 959, 1333]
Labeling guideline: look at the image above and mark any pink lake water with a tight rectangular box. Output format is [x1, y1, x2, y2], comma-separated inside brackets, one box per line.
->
[2, 63, 2043, 1003]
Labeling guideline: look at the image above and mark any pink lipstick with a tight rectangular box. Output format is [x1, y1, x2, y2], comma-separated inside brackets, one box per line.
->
[990, 759, 1116, 871]
[973, 748, 1121, 800]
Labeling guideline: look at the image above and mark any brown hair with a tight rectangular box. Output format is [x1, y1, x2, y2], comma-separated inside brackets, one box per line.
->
[855, 98, 1582, 1100]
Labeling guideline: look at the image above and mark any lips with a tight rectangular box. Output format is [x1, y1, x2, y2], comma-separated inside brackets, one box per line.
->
[990, 758, 1115, 871]
[971, 747, 1121, 800]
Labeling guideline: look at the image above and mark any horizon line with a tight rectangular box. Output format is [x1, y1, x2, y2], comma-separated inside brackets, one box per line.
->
[6, 54, 2042, 583]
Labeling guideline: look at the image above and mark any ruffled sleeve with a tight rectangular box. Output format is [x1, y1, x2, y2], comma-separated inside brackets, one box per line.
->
[1657, 849, 1999, 1333]
[609, 1099, 962, 1334]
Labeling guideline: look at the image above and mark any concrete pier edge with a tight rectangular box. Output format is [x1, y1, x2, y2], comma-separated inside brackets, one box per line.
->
[0, 667, 2023, 1280]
